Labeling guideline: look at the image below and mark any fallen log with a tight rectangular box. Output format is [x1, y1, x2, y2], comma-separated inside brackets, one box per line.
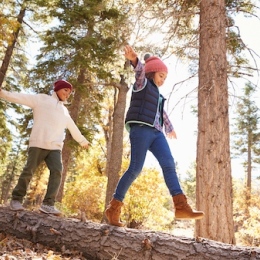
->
[0, 206, 259, 260]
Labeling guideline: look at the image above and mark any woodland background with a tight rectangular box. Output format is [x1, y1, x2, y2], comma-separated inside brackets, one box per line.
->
[1, 0, 260, 256]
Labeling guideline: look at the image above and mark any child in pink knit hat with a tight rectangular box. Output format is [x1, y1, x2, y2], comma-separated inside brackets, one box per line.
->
[105, 45, 204, 227]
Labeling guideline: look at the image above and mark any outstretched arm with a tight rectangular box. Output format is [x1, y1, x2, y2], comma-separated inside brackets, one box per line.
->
[124, 45, 138, 67]
[0, 88, 37, 108]
[67, 118, 90, 149]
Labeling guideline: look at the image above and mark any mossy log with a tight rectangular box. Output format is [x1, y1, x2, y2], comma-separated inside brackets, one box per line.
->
[0, 206, 259, 260]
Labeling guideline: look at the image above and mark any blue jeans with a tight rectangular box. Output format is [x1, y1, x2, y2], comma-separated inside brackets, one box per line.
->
[114, 124, 183, 201]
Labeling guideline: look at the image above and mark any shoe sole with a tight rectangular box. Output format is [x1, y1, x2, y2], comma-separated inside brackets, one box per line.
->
[39, 208, 61, 216]
[175, 216, 204, 220]
[10, 207, 24, 211]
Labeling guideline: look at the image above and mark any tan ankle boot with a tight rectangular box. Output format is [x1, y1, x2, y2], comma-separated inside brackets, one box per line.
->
[105, 198, 124, 227]
[173, 194, 204, 220]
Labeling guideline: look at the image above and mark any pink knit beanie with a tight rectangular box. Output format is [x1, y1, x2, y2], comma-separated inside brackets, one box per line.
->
[54, 80, 73, 92]
[144, 56, 168, 74]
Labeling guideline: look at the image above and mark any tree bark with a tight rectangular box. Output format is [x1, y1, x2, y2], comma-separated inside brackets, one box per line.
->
[56, 69, 85, 202]
[105, 73, 129, 207]
[196, 0, 235, 243]
[0, 7, 26, 87]
[246, 134, 252, 201]
[0, 206, 259, 260]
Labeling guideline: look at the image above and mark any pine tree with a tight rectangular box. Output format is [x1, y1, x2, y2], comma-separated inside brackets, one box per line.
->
[27, 0, 130, 202]
[196, 0, 235, 244]
[231, 83, 260, 201]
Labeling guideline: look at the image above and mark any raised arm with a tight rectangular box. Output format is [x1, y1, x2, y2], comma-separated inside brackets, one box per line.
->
[124, 45, 138, 67]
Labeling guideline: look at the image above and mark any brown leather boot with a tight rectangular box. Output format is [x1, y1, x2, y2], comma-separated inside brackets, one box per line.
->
[173, 194, 204, 220]
[105, 198, 124, 227]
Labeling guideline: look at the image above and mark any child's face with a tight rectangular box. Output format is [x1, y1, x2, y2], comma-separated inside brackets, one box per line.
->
[56, 88, 72, 101]
[154, 71, 167, 87]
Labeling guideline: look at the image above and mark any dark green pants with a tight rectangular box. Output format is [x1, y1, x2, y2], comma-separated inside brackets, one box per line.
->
[12, 147, 63, 206]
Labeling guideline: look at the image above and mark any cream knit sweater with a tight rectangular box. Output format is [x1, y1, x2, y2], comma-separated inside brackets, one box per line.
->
[0, 89, 89, 150]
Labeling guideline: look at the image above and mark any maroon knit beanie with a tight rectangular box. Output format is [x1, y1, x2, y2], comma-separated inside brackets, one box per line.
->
[54, 80, 73, 92]
[144, 56, 168, 74]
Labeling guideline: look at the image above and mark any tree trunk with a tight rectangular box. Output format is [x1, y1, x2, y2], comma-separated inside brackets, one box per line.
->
[1, 163, 16, 204]
[56, 70, 84, 202]
[56, 137, 72, 202]
[246, 134, 252, 200]
[0, 7, 26, 87]
[0, 206, 259, 260]
[1, 141, 24, 204]
[196, 0, 235, 244]
[245, 134, 252, 214]
[105, 74, 129, 208]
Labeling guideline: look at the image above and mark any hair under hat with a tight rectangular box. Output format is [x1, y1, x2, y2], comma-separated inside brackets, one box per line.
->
[54, 80, 73, 92]
[144, 56, 168, 74]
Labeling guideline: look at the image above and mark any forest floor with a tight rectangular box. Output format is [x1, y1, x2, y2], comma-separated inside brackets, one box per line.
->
[0, 232, 87, 260]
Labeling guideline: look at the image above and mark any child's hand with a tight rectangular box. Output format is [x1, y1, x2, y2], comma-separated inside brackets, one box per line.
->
[124, 45, 137, 63]
[167, 130, 177, 139]
[82, 142, 90, 149]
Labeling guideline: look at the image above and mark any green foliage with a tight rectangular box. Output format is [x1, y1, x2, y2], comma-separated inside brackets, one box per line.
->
[231, 82, 260, 168]
[63, 175, 107, 221]
[24, 163, 49, 208]
[179, 162, 196, 200]
[25, 0, 131, 153]
[32, 0, 128, 81]
[62, 143, 175, 230]
[225, 0, 255, 12]
[0, 140, 28, 204]
[122, 166, 174, 231]
[0, 110, 12, 163]
[62, 147, 107, 221]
